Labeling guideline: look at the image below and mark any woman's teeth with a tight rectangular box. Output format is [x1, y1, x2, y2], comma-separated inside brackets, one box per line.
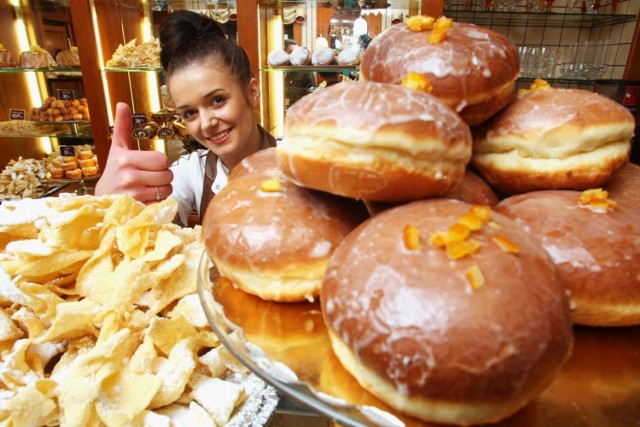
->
[210, 129, 230, 141]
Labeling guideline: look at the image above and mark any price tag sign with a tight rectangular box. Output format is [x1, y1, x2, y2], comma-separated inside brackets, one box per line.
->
[57, 89, 75, 101]
[623, 86, 640, 107]
[10, 109, 26, 120]
[60, 146, 76, 157]
[131, 114, 147, 128]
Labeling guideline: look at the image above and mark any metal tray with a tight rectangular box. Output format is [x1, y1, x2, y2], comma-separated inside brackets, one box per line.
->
[197, 251, 640, 427]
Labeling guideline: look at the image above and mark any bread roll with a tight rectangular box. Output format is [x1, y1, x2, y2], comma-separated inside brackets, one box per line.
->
[360, 19, 519, 126]
[277, 81, 472, 203]
[496, 189, 640, 326]
[473, 89, 634, 195]
[321, 199, 573, 425]
[202, 169, 368, 302]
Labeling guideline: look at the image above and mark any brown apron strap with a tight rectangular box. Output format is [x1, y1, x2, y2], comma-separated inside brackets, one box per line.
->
[199, 150, 217, 224]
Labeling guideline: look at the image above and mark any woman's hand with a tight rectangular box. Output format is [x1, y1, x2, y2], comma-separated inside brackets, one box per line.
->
[95, 102, 174, 203]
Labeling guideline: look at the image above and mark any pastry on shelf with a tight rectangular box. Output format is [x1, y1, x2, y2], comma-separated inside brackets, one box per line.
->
[0, 43, 18, 67]
[105, 38, 161, 68]
[20, 44, 56, 68]
[55, 46, 81, 67]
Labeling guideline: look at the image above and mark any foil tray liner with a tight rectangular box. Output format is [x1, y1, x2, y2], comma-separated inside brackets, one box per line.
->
[225, 370, 279, 427]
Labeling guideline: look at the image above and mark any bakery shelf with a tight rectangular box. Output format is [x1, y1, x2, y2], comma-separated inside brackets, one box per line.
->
[263, 65, 359, 73]
[103, 67, 164, 73]
[443, 11, 637, 28]
[0, 66, 81, 73]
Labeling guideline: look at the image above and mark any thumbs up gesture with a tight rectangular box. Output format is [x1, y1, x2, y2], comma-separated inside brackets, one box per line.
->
[95, 103, 173, 203]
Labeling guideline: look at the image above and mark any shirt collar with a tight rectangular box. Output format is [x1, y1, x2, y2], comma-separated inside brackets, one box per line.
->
[211, 157, 229, 194]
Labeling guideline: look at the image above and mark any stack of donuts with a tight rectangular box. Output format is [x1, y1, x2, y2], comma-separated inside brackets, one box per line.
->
[205, 14, 638, 426]
[47, 145, 99, 179]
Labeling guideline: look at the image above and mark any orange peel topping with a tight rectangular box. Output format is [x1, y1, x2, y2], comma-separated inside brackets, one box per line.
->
[401, 72, 433, 93]
[466, 264, 485, 290]
[259, 179, 282, 193]
[406, 15, 435, 32]
[579, 188, 617, 212]
[492, 235, 520, 254]
[446, 239, 480, 260]
[470, 205, 492, 223]
[429, 16, 453, 44]
[403, 224, 422, 250]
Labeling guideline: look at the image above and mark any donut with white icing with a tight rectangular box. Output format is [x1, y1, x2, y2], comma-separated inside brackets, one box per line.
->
[311, 47, 335, 66]
[444, 169, 499, 205]
[496, 189, 640, 326]
[360, 21, 519, 126]
[277, 81, 472, 203]
[267, 49, 290, 66]
[228, 147, 279, 180]
[337, 48, 360, 66]
[202, 168, 368, 302]
[289, 46, 311, 66]
[321, 198, 573, 424]
[473, 88, 634, 195]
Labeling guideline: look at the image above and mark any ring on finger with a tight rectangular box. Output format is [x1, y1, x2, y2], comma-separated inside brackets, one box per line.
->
[155, 186, 162, 201]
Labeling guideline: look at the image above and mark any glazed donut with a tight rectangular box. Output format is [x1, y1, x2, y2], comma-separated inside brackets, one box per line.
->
[604, 162, 640, 209]
[61, 161, 78, 171]
[51, 156, 64, 167]
[47, 166, 64, 179]
[78, 157, 97, 168]
[81, 166, 98, 177]
[228, 147, 279, 181]
[77, 148, 94, 160]
[267, 49, 290, 67]
[65, 168, 82, 179]
[202, 169, 368, 302]
[444, 169, 499, 205]
[496, 189, 640, 326]
[360, 19, 519, 126]
[62, 155, 77, 163]
[277, 81, 472, 203]
[472, 88, 634, 195]
[289, 46, 311, 66]
[321, 199, 572, 425]
[311, 47, 335, 66]
[337, 48, 360, 66]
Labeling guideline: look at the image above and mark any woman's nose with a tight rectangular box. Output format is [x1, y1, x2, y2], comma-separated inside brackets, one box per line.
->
[201, 110, 218, 129]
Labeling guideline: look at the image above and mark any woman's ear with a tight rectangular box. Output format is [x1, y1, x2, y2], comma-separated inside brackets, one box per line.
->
[248, 78, 260, 106]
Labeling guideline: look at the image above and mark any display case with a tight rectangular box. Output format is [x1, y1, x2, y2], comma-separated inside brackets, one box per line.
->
[0, 1, 92, 169]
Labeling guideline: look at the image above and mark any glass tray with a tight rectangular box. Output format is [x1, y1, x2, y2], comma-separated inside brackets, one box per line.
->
[197, 251, 640, 427]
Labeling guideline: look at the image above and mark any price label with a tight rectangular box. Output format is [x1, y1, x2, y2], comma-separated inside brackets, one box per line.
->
[60, 146, 76, 157]
[131, 114, 147, 128]
[623, 86, 640, 107]
[9, 109, 26, 120]
[57, 89, 75, 101]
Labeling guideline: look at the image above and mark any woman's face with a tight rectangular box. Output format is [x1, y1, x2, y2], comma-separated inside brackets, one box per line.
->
[168, 58, 260, 164]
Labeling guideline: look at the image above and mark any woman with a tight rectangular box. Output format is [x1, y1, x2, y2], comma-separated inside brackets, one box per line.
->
[95, 10, 275, 225]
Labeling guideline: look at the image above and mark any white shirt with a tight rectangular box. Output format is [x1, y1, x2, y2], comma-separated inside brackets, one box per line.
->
[169, 149, 218, 225]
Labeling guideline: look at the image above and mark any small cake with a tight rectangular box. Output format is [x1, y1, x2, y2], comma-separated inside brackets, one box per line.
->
[311, 47, 335, 66]
[289, 46, 311, 66]
[267, 49, 290, 66]
[20, 45, 56, 68]
[337, 48, 360, 66]
[0, 43, 18, 67]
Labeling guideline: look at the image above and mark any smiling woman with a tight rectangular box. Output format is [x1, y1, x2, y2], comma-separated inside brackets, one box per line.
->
[95, 10, 275, 226]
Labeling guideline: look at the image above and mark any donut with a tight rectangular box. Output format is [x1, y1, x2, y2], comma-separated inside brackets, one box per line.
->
[444, 169, 499, 205]
[228, 147, 279, 181]
[65, 168, 82, 179]
[202, 169, 368, 302]
[78, 157, 97, 168]
[62, 155, 76, 163]
[277, 81, 472, 203]
[337, 48, 360, 66]
[472, 88, 635, 195]
[267, 49, 290, 67]
[289, 46, 311, 66]
[496, 189, 640, 326]
[321, 199, 573, 425]
[360, 17, 519, 126]
[311, 47, 335, 66]
[47, 166, 64, 179]
[51, 156, 64, 167]
[604, 162, 640, 209]
[77, 146, 94, 159]
[61, 161, 78, 171]
[81, 166, 98, 176]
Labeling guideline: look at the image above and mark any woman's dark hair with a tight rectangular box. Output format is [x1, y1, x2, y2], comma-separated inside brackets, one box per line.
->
[160, 10, 252, 86]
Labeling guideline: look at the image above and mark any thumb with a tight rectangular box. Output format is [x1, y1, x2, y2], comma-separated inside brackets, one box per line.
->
[110, 102, 133, 151]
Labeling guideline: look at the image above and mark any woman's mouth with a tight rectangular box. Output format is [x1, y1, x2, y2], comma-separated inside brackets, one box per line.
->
[208, 128, 231, 144]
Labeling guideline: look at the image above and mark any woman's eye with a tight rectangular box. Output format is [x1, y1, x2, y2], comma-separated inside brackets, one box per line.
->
[182, 110, 197, 121]
[212, 96, 226, 106]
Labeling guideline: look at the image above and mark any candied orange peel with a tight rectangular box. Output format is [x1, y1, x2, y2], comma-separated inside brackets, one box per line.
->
[406, 15, 435, 32]
[430, 16, 454, 44]
[429, 204, 492, 260]
[518, 78, 553, 95]
[259, 178, 282, 192]
[492, 235, 520, 254]
[447, 239, 481, 260]
[579, 188, 617, 212]
[401, 72, 433, 93]
[403, 224, 422, 250]
[466, 264, 485, 290]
